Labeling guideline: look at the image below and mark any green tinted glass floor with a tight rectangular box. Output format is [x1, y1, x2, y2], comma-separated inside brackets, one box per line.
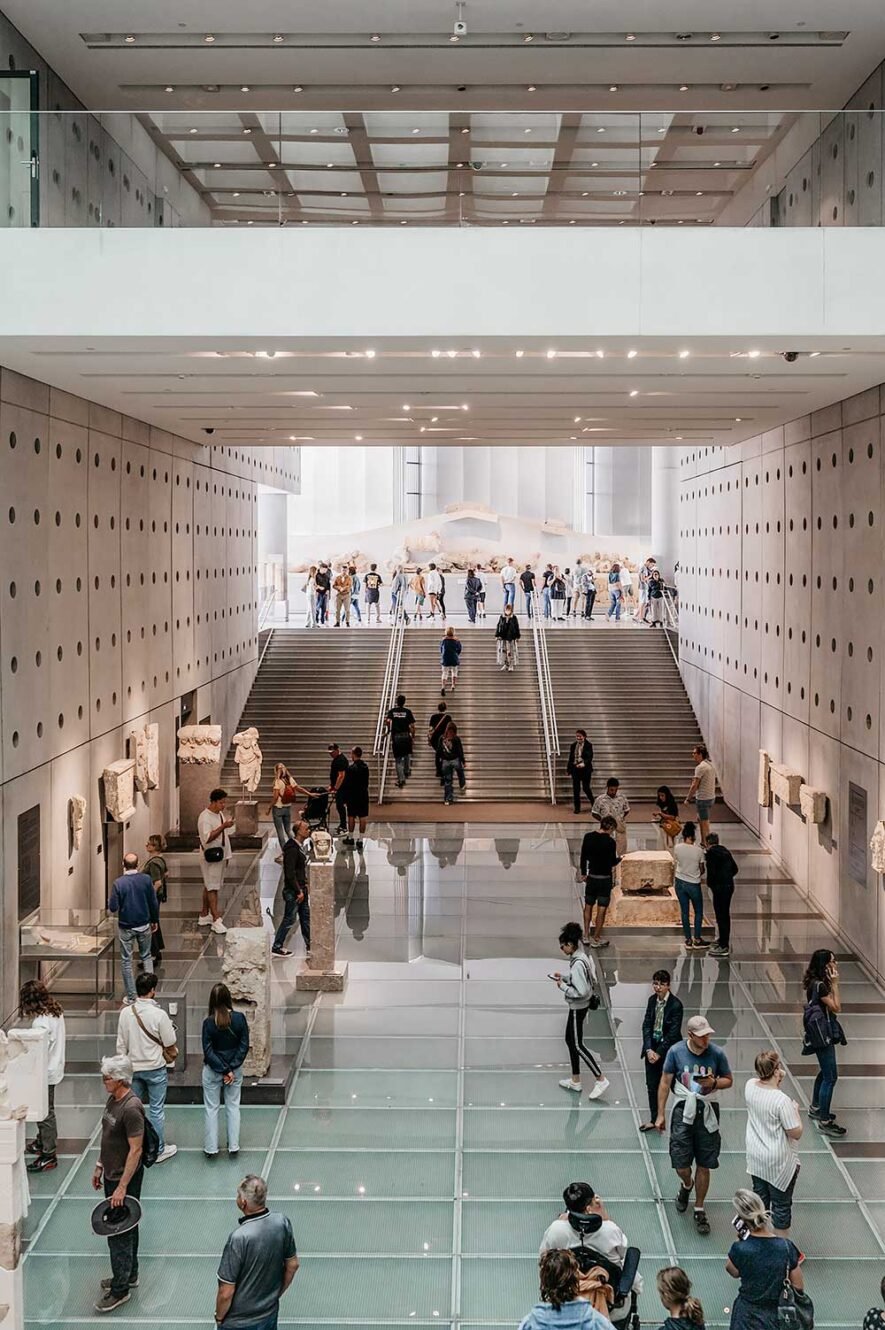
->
[23, 822, 885, 1326]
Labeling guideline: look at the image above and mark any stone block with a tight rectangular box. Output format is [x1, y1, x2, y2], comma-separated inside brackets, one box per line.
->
[102, 759, 136, 822]
[235, 800, 259, 837]
[770, 763, 803, 805]
[758, 750, 771, 807]
[221, 929, 271, 1079]
[145, 722, 160, 789]
[799, 784, 827, 823]
[618, 851, 675, 893]
[1, 1029, 49, 1124]
[871, 820, 885, 874]
[69, 794, 86, 851]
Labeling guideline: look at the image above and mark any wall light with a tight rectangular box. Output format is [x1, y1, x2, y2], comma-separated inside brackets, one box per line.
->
[627, 349, 638, 358]
[678, 349, 691, 359]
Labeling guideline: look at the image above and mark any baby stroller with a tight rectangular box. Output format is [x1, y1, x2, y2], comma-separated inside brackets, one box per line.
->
[567, 1212, 641, 1330]
[302, 787, 330, 833]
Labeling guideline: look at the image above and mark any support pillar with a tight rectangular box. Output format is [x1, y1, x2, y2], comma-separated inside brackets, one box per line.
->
[650, 445, 681, 581]
[296, 861, 348, 991]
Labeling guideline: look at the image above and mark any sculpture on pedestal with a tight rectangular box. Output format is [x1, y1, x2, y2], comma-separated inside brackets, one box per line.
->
[232, 728, 263, 793]
[103, 760, 136, 823]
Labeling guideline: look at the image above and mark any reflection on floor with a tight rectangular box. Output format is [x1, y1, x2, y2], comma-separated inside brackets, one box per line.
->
[22, 819, 885, 1327]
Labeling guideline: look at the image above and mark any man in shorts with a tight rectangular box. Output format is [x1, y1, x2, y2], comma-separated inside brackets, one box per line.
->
[578, 816, 620, 949]
[655, 1014, 733, 1236]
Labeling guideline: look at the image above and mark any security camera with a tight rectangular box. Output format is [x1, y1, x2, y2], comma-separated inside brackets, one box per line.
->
[782, 351, 799, 363]
[454, 19, 467, 36]
[202, 427, 215, 435]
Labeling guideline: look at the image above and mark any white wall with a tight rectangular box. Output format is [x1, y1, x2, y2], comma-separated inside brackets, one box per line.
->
[678, 386, 885, 981]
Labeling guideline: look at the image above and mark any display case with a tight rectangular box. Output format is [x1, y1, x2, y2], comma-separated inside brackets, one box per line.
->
[19, 910, 116, 1000]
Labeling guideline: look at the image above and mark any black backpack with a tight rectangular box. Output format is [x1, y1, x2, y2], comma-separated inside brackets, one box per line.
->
[141, 1116, 160, 1168]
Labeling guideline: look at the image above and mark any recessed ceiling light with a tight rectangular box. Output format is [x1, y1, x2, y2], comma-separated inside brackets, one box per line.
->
[232, 191, 240, 197]
[714, 161, 721, 167]
[569, 219, 575, 224]
[524, 128, 532, 134]
[461, 403, 469, 410]
[124, 34, 136, 44]
[447, 349, 457, 358]
[189, 127, 198, 134]
[748, 349, 761, 358]
[809, 350, 821, 357]
[213, 162, 221, 168]
[596, 349, 604, 358]
[365, 348, 376, 358]
[460, 127, 470, 134]
[203, 34, 215, 43]
[431, 349, 441, 357]
[735, 417, 742, 422]
[597, 127, 606, 133]
[512, 191, 519, 197]
[355, 435, 363, 441]
[710, 32, 721, 41]
[609, 84, 619, 92]
[309, 127, 319, 134]
[449, 33, 460, 42]
[515, 349, 524, 358]
[523, 33, 534, 42]
[267, 162, 278, 168]
[326, 162, 334, 168]
[273, 34, 284, 43]
[527, 84, 537, 92]
[391, 85, 401, 92]
[696, 191, 704, 196]
[731, 126, 740, 133]
[678, 349, 690, 358]
[546, 349, 556, 359]
[240, 85, 250, 92]
[402, 403, 410, 410]
[247, 219, 254, 225]
[242, 128, 252, 135]
[293, 85, 304, 92]
[625, 33, 636, 41]
[411, 127, 420, 134]
[629, 389, 639, 397]
[574, 415, 582, 423]
[431, 416, 439, 423]
[679, 84, 689, 92]
[164, 85, 174, 92]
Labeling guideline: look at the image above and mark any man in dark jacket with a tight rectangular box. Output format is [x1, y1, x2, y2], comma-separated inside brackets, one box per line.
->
[272, 820, 311, 957]
[342, 746, 371, 849]
[578, 816, 620, 949]
[704, 833, 739, 957]
[566, 729, 594, 814]
[639, 970, 684, 1131]
[109, 854, 159, 1002]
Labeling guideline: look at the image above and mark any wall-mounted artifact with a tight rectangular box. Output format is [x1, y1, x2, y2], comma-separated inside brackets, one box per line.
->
[69, 795, 87, 851]
[758, 750, 771, 807]
[799, 784, 827, 824]
[870, 820, 885, 874]
[103, 760, 136, 823]
[177, 725, 222, 764]
[769, 763, 803, 805]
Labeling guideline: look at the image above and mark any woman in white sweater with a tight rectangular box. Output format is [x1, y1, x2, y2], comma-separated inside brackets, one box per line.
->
[21, 980, 66, 1173]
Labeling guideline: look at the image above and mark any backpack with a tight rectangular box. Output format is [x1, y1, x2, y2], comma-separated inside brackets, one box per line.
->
[801, 985, 846, 1055]
[141, 1115, 160, 1167]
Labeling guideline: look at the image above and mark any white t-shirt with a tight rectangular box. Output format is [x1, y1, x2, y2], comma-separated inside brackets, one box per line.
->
[426, 570, 442, 594]
[694, 760, 716, 801]
[672, 841, 705, 883]
[540, 1216, 643, 1316]
[33, 1013, 66, 1086]
[198, 808, 232, 861]
[619, 568, 633, 589]
[745, 1078, 801, 1190]
[501, 564, 517, 585]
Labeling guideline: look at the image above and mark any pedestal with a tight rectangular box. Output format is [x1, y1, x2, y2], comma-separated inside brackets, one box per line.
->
[235, 800, 259, 837]
[0, 1117, 26, 1330]
[618, 850, 675, 893]
[178, 762, 221, 836]
[606, 884, 682, 929]
[296, 861, 348, 992]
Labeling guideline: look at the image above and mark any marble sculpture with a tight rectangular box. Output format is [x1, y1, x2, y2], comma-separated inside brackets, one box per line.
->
[870, 821, 885, 874]
[799, 784, 827, 824]
[103, 759, 136, 822]
[757, 750, 771, 807]
[222, 929, 271, 1077]
[69, 795, 86, 851]
[178, 724, 223, 764]
[232, 728, 263, 793]
[769, 763, 803, 805]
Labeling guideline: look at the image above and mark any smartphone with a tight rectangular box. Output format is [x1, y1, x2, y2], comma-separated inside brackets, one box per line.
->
[547, 973, 559, 981]
[732, 1215, 750, 1241]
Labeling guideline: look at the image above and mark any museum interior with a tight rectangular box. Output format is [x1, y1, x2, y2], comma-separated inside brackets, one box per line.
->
[2, 2, 885, 1328]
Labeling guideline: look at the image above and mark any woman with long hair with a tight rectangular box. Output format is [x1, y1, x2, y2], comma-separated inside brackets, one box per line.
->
[439, 721, 466, 806]
[802, 948, 846, 1136]
[652, 785, 680, 849]
[655, 1267, 706, 1330]
[495, 602, 521, 671]
[201, 982, 250, 1158]
[745, 1050, 802, 1234]
[303, 565, 318, 628]
[440, 625, 462, 696]
[21, 980, 66, 1173]
[143, 833, 168, 966]
[519, 1250, 614, 1329]
[725, 1189, 803, 1330]
[268, 762, 307, 857]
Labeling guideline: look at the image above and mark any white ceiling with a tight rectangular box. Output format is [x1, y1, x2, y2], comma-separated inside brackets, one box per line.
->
[3, 335, 885, 449]
[6, 0, 885, 114]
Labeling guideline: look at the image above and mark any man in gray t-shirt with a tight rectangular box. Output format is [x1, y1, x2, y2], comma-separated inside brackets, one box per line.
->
[216, 1175, 299, 1328]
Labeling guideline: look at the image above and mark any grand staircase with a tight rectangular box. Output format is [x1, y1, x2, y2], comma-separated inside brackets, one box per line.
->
[545, 627, 703, 802]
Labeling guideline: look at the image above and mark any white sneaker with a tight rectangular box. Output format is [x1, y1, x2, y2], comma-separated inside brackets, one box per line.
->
[210, 919, 228, 934]
[155, 1144, 178, 1164]
[197, 913, 213, 926]
[588, 1077, 610, 1101]
[559, 1078, 582, 1093]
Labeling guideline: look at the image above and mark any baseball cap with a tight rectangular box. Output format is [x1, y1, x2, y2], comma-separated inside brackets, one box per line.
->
[686, 1015, 715, 1038]
[327, 743, 339, 751]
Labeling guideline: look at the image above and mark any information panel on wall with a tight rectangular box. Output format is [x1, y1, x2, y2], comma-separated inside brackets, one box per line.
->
[847, 782, 868, 887]
[18, 805, 41, 920]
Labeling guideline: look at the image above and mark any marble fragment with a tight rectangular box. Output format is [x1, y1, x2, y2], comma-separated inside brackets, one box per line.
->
[769, 763, 803, 805]
[758, 750, 771, 807]
[232, 728, 263, 793]
[103, 759, 136, 822]
[799, 784, 827, 824]
[870, 821, 885, 874]
[69, 795, 86, 852]
[129, 726, 149, 793]
[221, 929, 271, 1077]
[619, 850, 675, 893]
[145, 723, 160, 789]
[178, 724, 223, 764]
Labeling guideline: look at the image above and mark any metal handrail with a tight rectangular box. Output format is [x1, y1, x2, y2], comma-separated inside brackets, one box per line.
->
[257, 588, 276, 630]
[661, 586, 680, 667]
[529, 589, 558, 803]
[374, 594, 408, 803]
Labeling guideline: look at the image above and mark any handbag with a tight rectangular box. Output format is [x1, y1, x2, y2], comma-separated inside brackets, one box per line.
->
[280, 783, 298, 805]
[660, 816, 682, 839]
[778, 1269, 814, 1330]
[132, 1006, 178, 1066]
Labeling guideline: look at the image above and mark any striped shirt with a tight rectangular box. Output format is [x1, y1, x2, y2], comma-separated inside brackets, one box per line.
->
[744, 1078, 801, 1191]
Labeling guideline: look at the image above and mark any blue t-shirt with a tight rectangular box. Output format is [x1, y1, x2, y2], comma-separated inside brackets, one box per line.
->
[728, 1235, 799, 1305]
[217, 1210, 297, 1328]
[662, 1038, 731, 1093]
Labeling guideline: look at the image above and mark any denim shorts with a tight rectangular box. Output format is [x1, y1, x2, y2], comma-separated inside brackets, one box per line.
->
[696, 798, 713, 821]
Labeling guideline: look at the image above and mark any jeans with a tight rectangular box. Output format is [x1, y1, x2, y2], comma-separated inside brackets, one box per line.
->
[394, 747, 412, 783]
[118, 925, 154, 1002]
[202, 1065, 243, 1154]
[583, 589, 596, 619]
[272, 805, 293, 850]
[524, 592, 533, 618]
[503, 581, 515, 608]
[241, 1313, 279, 1330]
[812, 1043, 839, 1122]
[710, 882, 734, 947]
[36, 1083, 57, 1156]
[674, 877, 704, 941]
[607, 590, 622, 620]
[465, 597, 477, 623]
[132, 1065, 168, 1153]
[315, 590, 328, 622]
[751, 1167, 799, 1231]
[441, 758, 465, 802]
[273, 887, 311, 951]
[542, 586, 551, 618]
[104, 1165, 143, 1296]
[351, 595, 362, 622]
[335, 791, 348, 831]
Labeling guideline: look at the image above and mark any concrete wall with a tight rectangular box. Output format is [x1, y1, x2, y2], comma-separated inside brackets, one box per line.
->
[0, 366, 298, 1015]
[678, 387, 885, 980]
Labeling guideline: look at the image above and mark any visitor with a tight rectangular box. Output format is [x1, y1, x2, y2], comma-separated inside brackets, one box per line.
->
[349, 565, 362, 623]
[109, 852, 159, 1000]
[464, 567, 481, 624]
[655, 1014, 734, 1237]
[803, 948, 846, 1137]
[550, 566, 567, 620]
[684, 744, 716, 846]
[863, 1278, 885, 1330]
[639, 970, 684, 1133]
[579, 816, 620, 948]
[705, 833, 739, 958]
[386, 692, 416, 787]
[725, 1189, 803, 1330]
[197, 789, 233, 935]
[333, 565, 352, 627]
[606, 564, 623, 621]
[440, 624, 462, 693]
[302, 564, 317, 629]
[745, 1050, 803, 1235]
[519, 1250, 614, 1330]
[475, 567, 487, 619]
[314, 563, 330, 624]
[495, 602, 521, 671]
[115, 971, 178, 1165]
[652, 786, 681, 850]
[390, 565, 407, 621]
[636, 558, 654, 623]
[202, 982, 249, 1158]
[342, 745, 370, 849]
[567, 728, 594, 814]
[215, 1175, 299, 1330]
[539, 1180, 643, 1324]
[648, 569, 665, 625]
[654, 1267, 706, 1330]
[410, 566, 426, 621]
[619, 563, 634, 609]
[439, 722, 466, 805]
[581, 564, 597, 619]
[501, 556, 518, 608]
[673, 823, 707, 951]
[268, 763, 308, 858]
[22, 980, 66, 1174]
[272, 819, 312, 958]
[327, 743, 349, 834]
[541, 564, 554, 619]
[428, 702, 450, 785]
[91, 1054, 145, 1314]
[142, 834, 168, 966]
[591, 777, 631, 856]
[521, 563, 536, 617]
[438, 568, 448, 619]
[364, 563, 383, 624]
[426, 562, 442, 617]
[551, 921, 609, 1100]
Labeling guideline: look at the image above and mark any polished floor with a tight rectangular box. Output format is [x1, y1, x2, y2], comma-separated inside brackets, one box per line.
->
[22, 819, 885, 1327]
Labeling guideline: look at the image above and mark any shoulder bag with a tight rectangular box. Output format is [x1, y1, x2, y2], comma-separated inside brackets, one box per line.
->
[132, 1006, 178, 1066]
[778, 1263, 814, 1330]
[203, 812, 225, 863]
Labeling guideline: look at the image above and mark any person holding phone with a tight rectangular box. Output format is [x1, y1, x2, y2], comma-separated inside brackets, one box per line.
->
[197, 788, 234, 934]
[803, 949, 846, 1137]
[725, 1189, 803, 1330]
[550, 922, 609, 1102]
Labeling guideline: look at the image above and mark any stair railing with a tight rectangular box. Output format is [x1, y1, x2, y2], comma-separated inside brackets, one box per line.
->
[529, 588, 560, 803]
[661, 585, 680, 666]
[257, 588, 277, 629]
[373, 594, 407, 803]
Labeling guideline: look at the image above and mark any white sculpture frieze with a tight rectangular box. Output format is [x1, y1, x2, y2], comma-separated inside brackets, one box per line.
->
[103, 759, 136, 823]
[769, 763, 803, 805]
[129, 726, 148, 793]
[232, 728, 263, 793]
[69, 795, 87, 851]
[799, 784, 827, 824]
[757, 750, 771, 807]
[177, 724, 222, 765]
[145, 723, 159, 789]
[870, 820, 885, 874]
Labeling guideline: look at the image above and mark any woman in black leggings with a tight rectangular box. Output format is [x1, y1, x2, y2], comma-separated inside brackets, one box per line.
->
[550, 922, 610, 1102]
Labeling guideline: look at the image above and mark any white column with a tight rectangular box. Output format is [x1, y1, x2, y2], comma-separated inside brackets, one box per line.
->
[650, 445, 681, 579]
[257, 492, 289, 619]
